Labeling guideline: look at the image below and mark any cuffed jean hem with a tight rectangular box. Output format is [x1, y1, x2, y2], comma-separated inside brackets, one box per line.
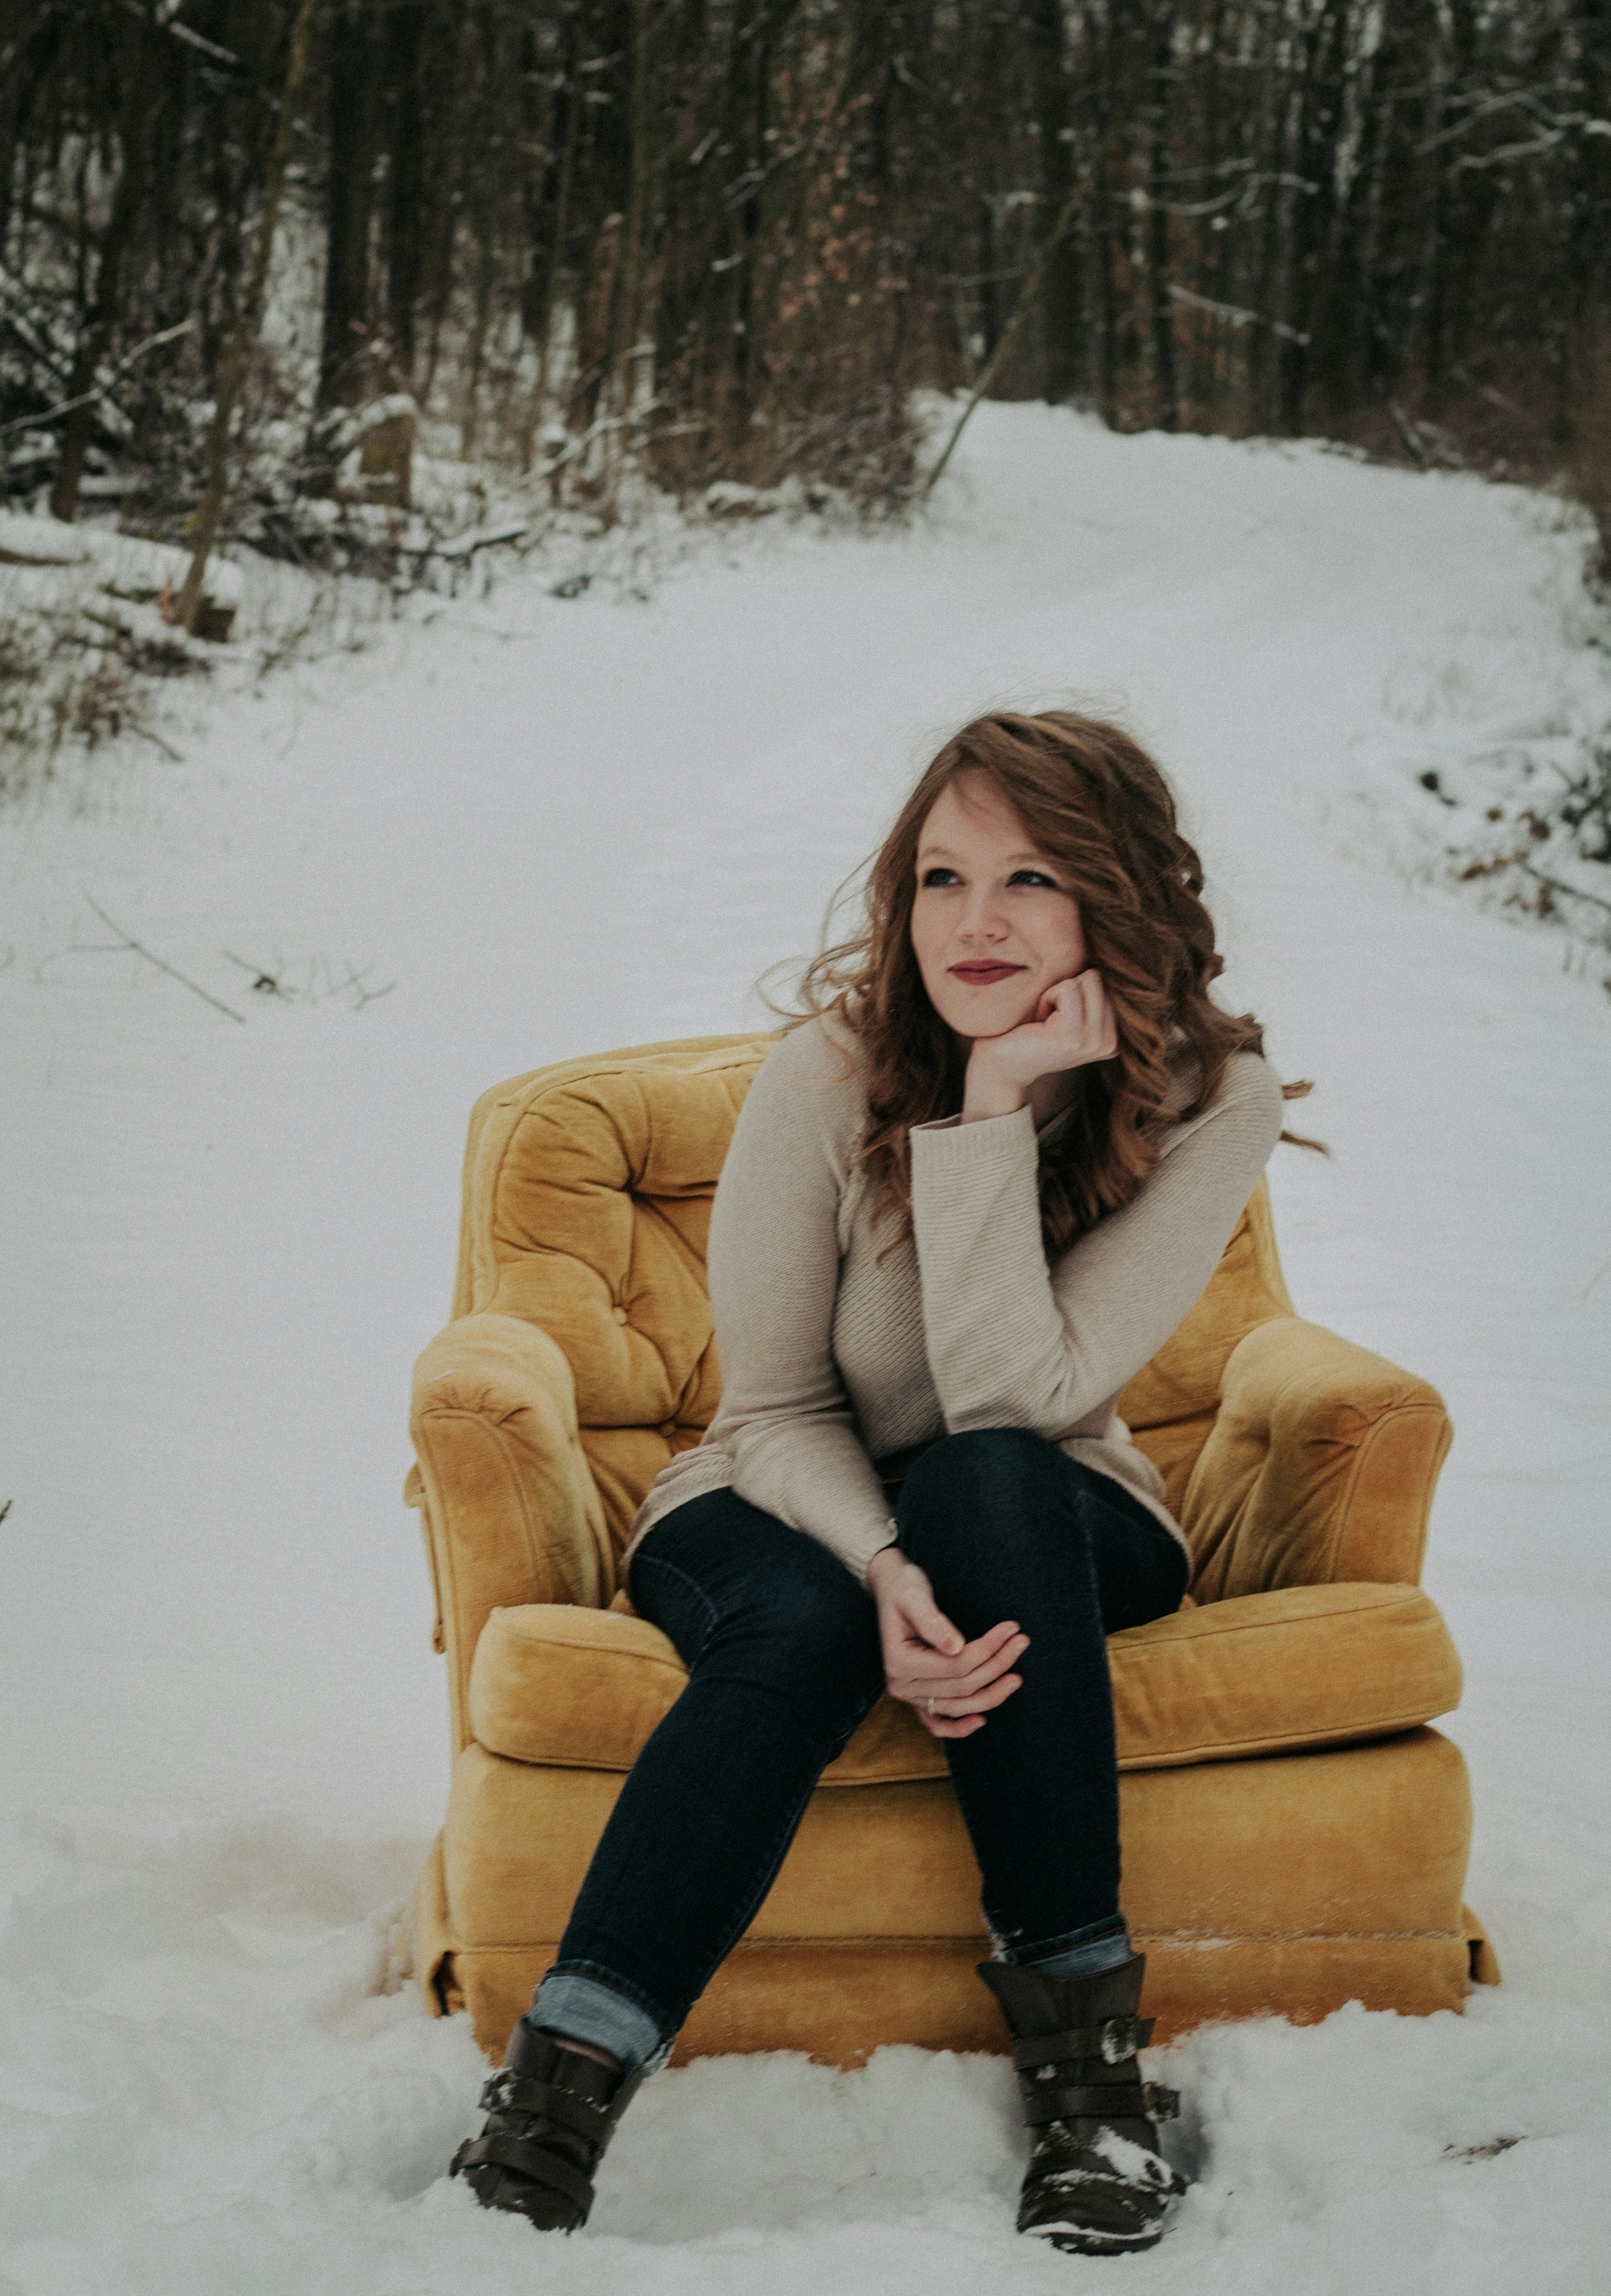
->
[1000, 1912, 1134, 1980]
[527, 1965, 673, 2075]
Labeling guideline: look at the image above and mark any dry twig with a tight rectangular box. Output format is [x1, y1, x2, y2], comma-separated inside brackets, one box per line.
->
[81, 896, 246, 1021]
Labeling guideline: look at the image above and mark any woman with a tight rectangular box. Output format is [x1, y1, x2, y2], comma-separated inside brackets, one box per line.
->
[451, 709, 1288, 2255]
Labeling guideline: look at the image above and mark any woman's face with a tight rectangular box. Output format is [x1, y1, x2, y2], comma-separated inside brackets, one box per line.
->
[909, 771, 1088, 1040]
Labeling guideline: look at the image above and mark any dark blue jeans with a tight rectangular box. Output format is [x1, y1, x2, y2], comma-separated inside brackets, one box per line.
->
[544, 1427, 1187, 2053]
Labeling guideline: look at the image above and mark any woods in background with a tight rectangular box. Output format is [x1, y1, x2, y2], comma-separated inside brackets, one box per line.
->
[2, 1, 1609, 555]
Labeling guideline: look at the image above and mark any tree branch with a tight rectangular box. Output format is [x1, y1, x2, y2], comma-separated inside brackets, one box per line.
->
[82, 897, 247, 1021]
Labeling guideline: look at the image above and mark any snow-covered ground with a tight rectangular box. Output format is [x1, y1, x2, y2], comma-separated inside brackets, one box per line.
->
[2, 406, 1608, 2293]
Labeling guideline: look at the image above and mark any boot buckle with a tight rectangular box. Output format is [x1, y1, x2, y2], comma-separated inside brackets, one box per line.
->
[1143, 2081, 1179, 2122]
[1100, 2016, 1140, 2064]
[478, 2069, 516, 2114]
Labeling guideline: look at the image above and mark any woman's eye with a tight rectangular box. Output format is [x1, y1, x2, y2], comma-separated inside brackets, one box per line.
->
[920, 867, 960, 887]
[1009, 869, 1057, 887]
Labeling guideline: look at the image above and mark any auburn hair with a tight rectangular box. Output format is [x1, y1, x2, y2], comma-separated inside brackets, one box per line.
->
[776, 709, 1311, 1262]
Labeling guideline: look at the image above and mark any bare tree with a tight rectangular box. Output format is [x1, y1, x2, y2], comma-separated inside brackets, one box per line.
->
[175, 0, 322, 632]
[0, 0, 1605, 544]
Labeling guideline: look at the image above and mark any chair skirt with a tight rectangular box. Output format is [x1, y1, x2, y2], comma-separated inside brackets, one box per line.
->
[413, 1723, 1494, 2065]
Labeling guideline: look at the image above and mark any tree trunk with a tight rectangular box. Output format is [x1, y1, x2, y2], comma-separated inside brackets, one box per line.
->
[1027, 0, 1081, 403]
[610, 0, 653, 428]
[522, 18, 585, 466]
[1144, 0, 1177, 431]
[461, 6, 521, 460]
[1090, 14, 1120, 426]
[384, 1, 429, 380]
[1189, 0, 1232, 429]
[732, 0, 769, 425]
[1276, 0, 1346, 437]
[175, 0, 322, 634]
[49, 13, 167, 522]
[0, 19, 35, 256]
[319, 0, 381, 410]
[1243, 31, 1288, 436]
[978, 196, 1000, 367]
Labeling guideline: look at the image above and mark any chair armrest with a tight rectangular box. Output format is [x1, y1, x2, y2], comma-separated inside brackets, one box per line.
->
[1181, 1316, 1452, 1602]
[408, 1313, 613, 1751]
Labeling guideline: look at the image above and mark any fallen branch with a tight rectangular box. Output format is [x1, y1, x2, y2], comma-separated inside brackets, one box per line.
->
[82, 896, 247, 1021]
[334, 961, 395, 1009]
[112, 0, 243, 70]
[415, 610, 544, 641]
[923, 175, 1083, 499]
[1515, 860, 1611, 918]
[431, 520, 529, 563]
[222, 949, 290, 995]
[126, 724, 186, 762]
[0, 319, 196, 443]
[1386, 398, 1430, 468]
[221, 948, 396, 1008]
[1166, 283, 1310, 345]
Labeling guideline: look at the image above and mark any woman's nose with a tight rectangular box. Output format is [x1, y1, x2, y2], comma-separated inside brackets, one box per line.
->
[959, 894, 1007, 942]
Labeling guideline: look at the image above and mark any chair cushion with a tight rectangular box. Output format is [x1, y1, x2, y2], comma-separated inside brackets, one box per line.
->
[467, 1582, 1461, 1783]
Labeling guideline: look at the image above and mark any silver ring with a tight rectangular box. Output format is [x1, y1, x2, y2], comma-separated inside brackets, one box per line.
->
[927, 1696, 936, 1717]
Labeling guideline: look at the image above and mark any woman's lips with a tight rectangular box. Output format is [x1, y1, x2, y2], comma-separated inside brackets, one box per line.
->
[950, 962, 1025, 984]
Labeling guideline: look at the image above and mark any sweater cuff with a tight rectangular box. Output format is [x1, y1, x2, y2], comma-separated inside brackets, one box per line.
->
[853, 1522, 901, 1585]
[837, 1519, 900, 1587]
[908, 1101, 1037, 1170]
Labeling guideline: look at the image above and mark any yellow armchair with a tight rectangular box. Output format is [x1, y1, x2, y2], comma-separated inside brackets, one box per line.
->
[406, 1033, 1495, 2064]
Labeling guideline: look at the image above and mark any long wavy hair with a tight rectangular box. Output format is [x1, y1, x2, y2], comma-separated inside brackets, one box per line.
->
[777, 709, 1313, 1261]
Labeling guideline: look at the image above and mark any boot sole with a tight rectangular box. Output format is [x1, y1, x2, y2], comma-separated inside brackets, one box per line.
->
[1029, 2220, 1168, 2255]
[459, 2161, 585, 2233]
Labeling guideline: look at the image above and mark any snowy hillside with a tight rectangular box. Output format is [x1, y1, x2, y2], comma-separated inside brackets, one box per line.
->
[2, 405, 1607, 2293]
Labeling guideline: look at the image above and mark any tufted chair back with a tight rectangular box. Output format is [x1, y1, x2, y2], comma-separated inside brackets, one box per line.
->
[447, 1031, 1297, 1565]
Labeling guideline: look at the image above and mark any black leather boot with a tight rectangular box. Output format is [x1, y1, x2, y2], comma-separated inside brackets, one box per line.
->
[979, 1951, 1188, 2255]
[450, 2016, 647, 2232]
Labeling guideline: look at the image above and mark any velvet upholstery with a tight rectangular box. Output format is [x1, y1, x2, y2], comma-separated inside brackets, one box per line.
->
[406, 1032, 1496, 2062]
[468, 1582, 1463, 1780]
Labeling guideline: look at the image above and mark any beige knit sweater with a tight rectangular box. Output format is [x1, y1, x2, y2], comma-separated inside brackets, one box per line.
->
[626, 1013, 1285, 1584]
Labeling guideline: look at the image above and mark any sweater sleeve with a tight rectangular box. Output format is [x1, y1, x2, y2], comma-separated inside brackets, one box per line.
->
[907, 1051, 1284, 1440]
[703, 1022, 899, 1582]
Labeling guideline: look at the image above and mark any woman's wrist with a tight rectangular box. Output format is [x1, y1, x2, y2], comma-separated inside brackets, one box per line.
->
[865, 1541, 906, 1595]
[959, 1061, 1029, 1124]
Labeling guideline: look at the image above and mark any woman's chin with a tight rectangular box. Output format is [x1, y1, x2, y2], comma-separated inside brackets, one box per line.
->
[941, 998, 1039, 1041]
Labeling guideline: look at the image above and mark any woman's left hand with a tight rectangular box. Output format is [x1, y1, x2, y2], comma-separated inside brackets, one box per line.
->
[866, 1546, 1028, 1738]
[962, 969, 1116, 1121]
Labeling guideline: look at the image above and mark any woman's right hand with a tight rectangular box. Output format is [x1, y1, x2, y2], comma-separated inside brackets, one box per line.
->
[865, 1545, 1028, 1739]
[961, 969, 1118, 1121]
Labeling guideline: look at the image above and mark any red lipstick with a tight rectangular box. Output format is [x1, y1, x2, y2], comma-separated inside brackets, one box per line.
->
[950, 962, 1025, 984]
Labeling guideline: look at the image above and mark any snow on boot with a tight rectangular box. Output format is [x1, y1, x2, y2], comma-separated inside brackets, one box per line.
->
[978, 1951, 1187, 2255]
[450, 2016, 645, 2232]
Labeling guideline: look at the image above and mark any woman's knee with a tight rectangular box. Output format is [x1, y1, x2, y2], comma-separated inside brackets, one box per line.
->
[709, 1522, 878, 1673]
[637, 1493, 871, 1649]
[899, 1429, 1065, 1565]
[634, 1525, 880, 1732]
[714, 1551, 883, 1735]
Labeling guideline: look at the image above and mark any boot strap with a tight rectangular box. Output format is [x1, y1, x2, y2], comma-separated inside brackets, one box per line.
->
[451, 2130, 596, 2215]
[1022, 2078, 1179, 2128]
[1010, 2015, 1154, 2070]
[479, 2069, 616, 2145]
